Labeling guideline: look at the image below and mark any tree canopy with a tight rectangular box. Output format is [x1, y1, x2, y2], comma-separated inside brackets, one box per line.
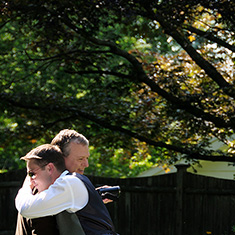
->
[0, 0, 235, 177]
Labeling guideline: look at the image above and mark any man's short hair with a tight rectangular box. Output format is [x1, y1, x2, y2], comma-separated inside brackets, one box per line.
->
[21, 144, 66, 171]
[51, 129, 89, 157]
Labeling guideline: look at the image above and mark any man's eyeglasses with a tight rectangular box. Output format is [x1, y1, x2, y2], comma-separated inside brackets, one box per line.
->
[28, 171, 36, 178]
[27, 163, 48, 178]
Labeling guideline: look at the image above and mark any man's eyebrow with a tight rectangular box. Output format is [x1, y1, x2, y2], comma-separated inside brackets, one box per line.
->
[77, 155, 89, 158]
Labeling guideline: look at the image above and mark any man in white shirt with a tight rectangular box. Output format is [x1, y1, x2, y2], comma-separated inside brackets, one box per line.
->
[15, 144, 117, 235]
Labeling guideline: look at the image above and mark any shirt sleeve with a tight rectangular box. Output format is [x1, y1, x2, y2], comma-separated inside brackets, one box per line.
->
[15, 174, 89, 219]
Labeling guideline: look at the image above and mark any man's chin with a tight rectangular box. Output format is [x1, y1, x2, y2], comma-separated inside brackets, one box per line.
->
[76, 170, 84, 175]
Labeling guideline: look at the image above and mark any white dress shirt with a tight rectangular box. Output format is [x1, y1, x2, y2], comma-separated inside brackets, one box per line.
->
[15, 170, 89, 219]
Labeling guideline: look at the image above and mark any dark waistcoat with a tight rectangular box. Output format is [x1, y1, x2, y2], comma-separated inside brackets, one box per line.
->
[70, 173, 116, 235]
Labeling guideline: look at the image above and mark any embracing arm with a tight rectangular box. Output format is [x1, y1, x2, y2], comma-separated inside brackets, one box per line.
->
[15, 174, 88, 219]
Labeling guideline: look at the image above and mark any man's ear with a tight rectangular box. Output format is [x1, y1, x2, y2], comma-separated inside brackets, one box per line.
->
[47, 162, 55, 174]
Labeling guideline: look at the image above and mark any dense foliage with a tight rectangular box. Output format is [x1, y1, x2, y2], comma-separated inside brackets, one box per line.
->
[0, 0, 234, 177]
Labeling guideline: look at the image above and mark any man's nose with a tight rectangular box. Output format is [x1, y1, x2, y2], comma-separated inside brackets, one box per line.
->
[84, 159, 89, 167]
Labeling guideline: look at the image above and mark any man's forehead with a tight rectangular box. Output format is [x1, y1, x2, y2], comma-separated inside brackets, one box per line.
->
[70, 142, 89, 150]
[27, 159, 38, 167]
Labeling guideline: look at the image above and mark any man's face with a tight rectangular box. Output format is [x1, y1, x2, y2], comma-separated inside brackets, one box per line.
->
[27, 160, 52, 193]
[64, 142, 90, 174]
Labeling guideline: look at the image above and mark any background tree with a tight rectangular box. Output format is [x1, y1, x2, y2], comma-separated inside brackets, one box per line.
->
[0, 0, 234, 177]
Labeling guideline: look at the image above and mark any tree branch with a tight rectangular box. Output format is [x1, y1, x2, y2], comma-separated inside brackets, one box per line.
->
[58, 17, 235, 130]
[64, 69, 131, 79]
[154, 13, 235, 98]
[2, 93, 235, 162]
[185, 25, 235, 52]
[67, 34, 234, 130]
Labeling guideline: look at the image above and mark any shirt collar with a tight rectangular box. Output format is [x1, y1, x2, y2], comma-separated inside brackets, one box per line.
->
[60, 170, 70, 177]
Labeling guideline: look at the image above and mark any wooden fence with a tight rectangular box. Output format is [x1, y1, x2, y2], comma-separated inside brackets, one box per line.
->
[1, 165, 235, 235]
